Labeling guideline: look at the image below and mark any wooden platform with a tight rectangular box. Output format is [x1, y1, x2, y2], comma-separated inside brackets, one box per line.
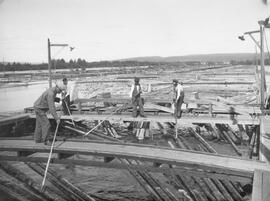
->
[0, 139, 269, 183]
[0, 113, 30, 126]
[252, 169, 270, 201]
[29, 113, 260, 125]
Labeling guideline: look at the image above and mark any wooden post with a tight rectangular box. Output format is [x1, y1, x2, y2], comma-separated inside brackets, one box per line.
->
[47, 38, 52, 88]
[259, 23, 265, 112]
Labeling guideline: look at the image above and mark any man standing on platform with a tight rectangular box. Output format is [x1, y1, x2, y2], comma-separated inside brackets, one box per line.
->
[173, 79, 184, 118]
[33, 83, 67, 145]
[130, 77, 145, 117]
[61, 77, 72, 115]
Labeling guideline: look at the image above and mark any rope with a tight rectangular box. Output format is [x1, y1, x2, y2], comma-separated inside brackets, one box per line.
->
[41, 121, 60, 191]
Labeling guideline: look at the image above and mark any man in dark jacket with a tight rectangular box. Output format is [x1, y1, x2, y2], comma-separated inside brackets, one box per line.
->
[34, 83, 67, 144]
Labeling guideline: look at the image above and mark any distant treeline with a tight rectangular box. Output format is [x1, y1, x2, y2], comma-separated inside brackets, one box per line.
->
[0, 58, 269, 72]
[0, 59, 169, 72]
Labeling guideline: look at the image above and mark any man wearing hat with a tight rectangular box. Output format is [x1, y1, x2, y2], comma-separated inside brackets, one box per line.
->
[130, 77, 145, 117]
[33, 83, 67, 145]
[172, 79, 184, 118]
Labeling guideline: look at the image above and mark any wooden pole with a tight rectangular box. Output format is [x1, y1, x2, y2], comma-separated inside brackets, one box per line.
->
[41, 122, 60, 190]
[48, 38, 52, 88]
[260, 23, 265, 112]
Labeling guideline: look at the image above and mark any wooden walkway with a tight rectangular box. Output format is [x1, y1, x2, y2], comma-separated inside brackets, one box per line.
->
[0, 139, 269, 183]
[0, 113, 30, 126]
[29, 113, 260, 125]
[252, 169, 270, 201]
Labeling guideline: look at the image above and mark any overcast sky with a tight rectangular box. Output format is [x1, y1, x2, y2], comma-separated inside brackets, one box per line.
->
[0, 0, 269, 63]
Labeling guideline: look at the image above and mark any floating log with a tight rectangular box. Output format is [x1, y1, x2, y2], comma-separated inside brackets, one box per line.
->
[211, 179, 234, 201]
[0, 162, 55, 201]
[237, 124, 249, 142]
[194, 129, 245, 201]
[220, 180, 245, 201]
[27, 163, 95, 201]
[119, 158, 164, 201]
[203, 178, 226, 201]
[0, 180, 34, 201]
[178, 132, 245, 201]
[224, 124, 241, 144]
[216, 124, 242, 156]
[188, 127, 217, 153]
[169, 137, 214, 201]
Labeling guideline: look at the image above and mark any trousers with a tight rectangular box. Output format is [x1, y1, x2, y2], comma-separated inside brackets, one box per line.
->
[175, 94, 184, 118]
[132, 97, 145, 117]
[34, 108, 51, 143]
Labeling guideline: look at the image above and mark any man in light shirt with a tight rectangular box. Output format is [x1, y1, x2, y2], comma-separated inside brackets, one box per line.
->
[173, 79, 184, 118]
[130, 77, 145, 117]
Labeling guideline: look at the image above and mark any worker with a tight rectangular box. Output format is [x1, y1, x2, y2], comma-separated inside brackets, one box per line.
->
[130, 77, 145, 117]
[172, 79, 184, 118]
[33, 83, 67, 145]
[61, 77, 71, 115]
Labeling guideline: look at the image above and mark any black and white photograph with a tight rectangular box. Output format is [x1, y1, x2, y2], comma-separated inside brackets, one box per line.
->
[0, 0, 270, 200]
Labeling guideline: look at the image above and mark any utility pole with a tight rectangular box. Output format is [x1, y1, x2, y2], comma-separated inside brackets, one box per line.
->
[259, 21, 265, 112]
[47, 38, 68, 88]
[241, 18, 270, 112]
[47, 39, 52, 87]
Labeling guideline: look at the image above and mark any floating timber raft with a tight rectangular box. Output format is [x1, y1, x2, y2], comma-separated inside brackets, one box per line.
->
[1, 63, 270, 200]
[0, 109, 270, 201]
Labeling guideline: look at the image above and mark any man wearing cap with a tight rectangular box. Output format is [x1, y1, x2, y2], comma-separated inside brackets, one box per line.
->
[173, 79, 184, 118]
[61, 77, 72, 115]
[33, 83, 67, 145]
[130, 77, 145, 117]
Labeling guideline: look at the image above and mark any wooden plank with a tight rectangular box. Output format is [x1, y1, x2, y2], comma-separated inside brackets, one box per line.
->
[260, 116, 270, 162]
[29, 113, 260, 125]
[262, 170, 270, 201]
[0, 139, 269, 177]
[144, 102, 173, 113]
[0, 114, 30, 127]
[2, 155, 251, 183]
[252, 169, 263, 201]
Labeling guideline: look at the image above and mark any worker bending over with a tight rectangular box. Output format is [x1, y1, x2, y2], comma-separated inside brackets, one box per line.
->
[172, 79, 184, 118]
[33, 83, 67, 145]
[130, 77, 145, 117]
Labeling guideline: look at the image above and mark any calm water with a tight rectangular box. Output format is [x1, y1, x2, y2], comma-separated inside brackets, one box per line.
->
[0, 82, 49, 112]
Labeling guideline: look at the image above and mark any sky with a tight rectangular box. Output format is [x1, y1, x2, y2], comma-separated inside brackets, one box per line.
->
[0, 0, 269, 63]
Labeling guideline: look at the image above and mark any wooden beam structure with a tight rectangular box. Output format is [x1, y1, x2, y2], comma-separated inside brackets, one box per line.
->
[0, 139, 269, 183]
[74, 97, 261, 107]
[29, 113, 260, 125]
[0, 114, 30, 127]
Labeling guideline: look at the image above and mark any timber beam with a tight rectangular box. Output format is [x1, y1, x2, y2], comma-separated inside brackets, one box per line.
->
[0, 114, 30, 127]
[0, 139, 269, 183]
[0, 155, 252, 183]
[30, 113, 260, 125]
